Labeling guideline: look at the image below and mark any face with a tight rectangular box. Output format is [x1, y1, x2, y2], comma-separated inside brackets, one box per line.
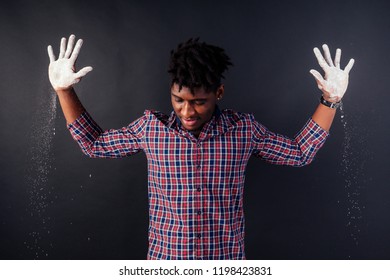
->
[171, 83, 224, 137]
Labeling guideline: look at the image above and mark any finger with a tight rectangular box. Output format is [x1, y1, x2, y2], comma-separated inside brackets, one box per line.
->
[309, 69, 325, 87]
[69, 39, 83, 64]
[334, 48, 341, 68]
[344, 58, 355, 74]
[47, 45, 56, 62]
[64, 34, 76, 59]
[73, 78, 81, 85]
[313, 47, 329, 70]
[322, 44, 334, 67]
[74, 66, 93, 79]
[59, 37, 66, 58]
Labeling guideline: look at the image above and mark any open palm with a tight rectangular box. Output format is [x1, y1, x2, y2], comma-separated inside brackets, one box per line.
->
[48, 34, 92, 90]
[310, 44, 354, 102]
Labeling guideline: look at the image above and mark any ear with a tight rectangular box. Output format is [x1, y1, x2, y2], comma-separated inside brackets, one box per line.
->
[216, 84, 224, 100]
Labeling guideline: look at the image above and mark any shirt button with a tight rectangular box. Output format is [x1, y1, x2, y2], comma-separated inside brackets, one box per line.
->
[197, 233, 201, 238]
[197, 187, 201, 192]
[197, 210, 202, 215]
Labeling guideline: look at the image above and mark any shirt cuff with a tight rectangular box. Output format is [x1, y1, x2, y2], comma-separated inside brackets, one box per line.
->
[67, 111, 103, 142]
[296, 118, 329, 146]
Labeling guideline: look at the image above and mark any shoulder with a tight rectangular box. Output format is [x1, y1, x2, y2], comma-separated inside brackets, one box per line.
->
[143, 110, 172, 126]
[219, 109, 270, 137]
[220, 108, 255, 126]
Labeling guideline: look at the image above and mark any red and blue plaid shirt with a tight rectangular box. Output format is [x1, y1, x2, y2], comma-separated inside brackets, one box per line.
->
[68, 107, 328, 259]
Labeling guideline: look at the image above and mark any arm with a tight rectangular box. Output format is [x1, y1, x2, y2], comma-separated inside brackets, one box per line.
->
[311, 104, 336, 132]
[252, 45, 354, 165]
[48, 35, 144, 158]
[311, 102, 336, 132]
[56, 87, 86, 125]
[67, 111, 146, 158]
[251, 116, 328, 167]
[309, 44, 355, 131]
[47, 34, 92, 124]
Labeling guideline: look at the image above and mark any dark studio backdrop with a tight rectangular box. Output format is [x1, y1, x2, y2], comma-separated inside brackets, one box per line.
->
[0, 0, 388, 260]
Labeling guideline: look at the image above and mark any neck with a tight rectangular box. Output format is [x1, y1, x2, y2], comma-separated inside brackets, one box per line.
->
[190, 129, 202, 138]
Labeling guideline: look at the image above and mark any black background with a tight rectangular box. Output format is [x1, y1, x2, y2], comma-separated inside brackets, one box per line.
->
[0, 0, 389, 259]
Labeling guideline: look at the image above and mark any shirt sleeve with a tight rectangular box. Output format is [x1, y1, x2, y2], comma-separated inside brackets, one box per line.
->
[67, 111, 147, 158]
[251, 116, 329, 166]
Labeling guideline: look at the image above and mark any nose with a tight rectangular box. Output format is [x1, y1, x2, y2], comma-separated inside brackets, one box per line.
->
[182, 102, 195, 118]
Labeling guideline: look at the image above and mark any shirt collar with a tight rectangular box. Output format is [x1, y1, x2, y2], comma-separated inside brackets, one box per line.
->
[166, 105, 235, 141]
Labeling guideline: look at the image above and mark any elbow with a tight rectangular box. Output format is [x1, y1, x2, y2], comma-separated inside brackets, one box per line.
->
[289, 151, 315, 167]
[292, 143, 319, 167]
[295, 159, 310, 167]
[294, 154, 315, 167]
[80, 145, 99, 158]
[81, 150, 96, 158]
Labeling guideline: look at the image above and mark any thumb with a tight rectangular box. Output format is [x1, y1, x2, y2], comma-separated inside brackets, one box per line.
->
[75, 66, 93, 79]
[309, 69, 325, 87]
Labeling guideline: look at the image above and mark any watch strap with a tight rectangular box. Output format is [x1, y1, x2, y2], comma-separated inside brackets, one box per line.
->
[320, 95, 342, 109]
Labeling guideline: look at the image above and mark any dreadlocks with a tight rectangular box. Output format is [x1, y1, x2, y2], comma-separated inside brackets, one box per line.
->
[168, 38, 233, 94]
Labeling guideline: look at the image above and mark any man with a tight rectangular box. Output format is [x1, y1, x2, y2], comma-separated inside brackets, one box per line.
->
[47, 35, 354, 259]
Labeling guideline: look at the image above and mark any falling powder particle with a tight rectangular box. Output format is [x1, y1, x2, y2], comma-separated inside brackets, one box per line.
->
[25, 89, 57, 259]
[339, 105, 369, 253]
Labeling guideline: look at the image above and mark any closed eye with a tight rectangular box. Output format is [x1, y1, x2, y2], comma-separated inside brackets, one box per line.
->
[193, 100, 206, 105]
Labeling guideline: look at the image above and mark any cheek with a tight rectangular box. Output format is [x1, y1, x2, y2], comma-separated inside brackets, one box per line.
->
[198, 106, 215, 119]
[171, 101, 181, 112]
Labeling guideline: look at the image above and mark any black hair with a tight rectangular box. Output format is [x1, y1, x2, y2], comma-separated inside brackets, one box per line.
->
[168, 38, 233, 93]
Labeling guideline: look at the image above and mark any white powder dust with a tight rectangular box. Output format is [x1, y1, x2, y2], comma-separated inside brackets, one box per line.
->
[25, 90, 57, 259]
[340, 105, 368, 252]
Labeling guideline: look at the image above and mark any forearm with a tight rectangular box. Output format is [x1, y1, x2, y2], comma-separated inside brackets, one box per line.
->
[252, 116, 328, 167]
[67, 111, 145, 158]
[311, 103, 337, 132]
[56, 87, 86, 124]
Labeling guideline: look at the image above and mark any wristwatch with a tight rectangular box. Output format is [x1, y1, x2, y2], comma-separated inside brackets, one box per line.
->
[320, 95, 342, 109]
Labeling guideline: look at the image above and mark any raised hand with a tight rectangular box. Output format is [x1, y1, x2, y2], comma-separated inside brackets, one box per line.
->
[310, 44, 354, 102]
[47, 34, 93, 91]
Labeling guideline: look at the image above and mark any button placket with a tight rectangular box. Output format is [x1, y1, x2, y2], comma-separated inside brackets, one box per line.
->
[193, 141, 203, 259]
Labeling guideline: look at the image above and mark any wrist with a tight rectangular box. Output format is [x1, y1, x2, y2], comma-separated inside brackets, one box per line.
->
[55, 87, 74, 95]
[320, 95, 342, 109]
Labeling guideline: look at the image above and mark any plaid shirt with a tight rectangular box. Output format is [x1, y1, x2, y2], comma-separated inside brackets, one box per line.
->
[68, 107, 328, 259]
